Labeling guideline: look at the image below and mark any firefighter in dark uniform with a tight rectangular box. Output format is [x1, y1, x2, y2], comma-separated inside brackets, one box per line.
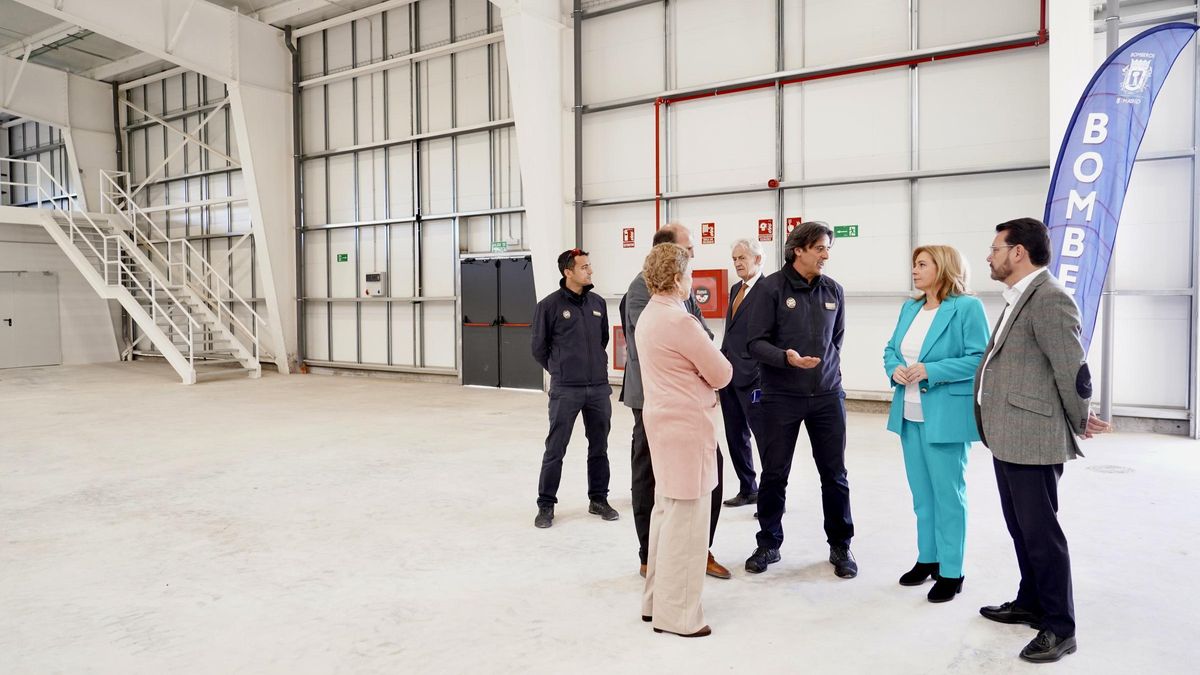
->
[743, 221, 858, 579]
[531, 248, 618, 529]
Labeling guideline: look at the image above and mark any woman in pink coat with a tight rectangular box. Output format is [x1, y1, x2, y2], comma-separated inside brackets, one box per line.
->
[637, 242, 734, 638]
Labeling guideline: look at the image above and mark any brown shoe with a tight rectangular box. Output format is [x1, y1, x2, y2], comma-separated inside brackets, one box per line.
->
[706, 552, 731, 579]
[639, 564, 647, 578]
[653, 625, 712, 638]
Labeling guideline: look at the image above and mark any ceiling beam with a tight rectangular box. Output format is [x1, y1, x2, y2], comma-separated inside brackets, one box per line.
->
[0, 21, 84, 58]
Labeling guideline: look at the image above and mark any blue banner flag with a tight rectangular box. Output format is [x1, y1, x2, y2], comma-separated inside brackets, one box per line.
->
[1045, 22, 1198, 353]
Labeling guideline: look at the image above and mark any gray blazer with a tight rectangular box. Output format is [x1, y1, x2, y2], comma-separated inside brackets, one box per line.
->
[620, 273, 712, 409]
[973, 271, 1092, 465]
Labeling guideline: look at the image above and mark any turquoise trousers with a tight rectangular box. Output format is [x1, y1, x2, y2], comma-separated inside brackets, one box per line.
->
[900, 420, 969, 578]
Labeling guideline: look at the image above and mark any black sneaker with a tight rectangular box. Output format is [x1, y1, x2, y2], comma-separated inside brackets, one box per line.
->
[745, 547, 781, 573]
[830, 545, 858, 578]
[534, 505, 554, 528]
[588, 499, 619, 521]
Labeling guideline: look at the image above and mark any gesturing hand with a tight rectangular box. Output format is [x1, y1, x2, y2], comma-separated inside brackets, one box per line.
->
[786, 349, 821, 369]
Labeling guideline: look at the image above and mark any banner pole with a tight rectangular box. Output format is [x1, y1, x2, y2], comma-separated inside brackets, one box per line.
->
[1100, 0, 1120, 422]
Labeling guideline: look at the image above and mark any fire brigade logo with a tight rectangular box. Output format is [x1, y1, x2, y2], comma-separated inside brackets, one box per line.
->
[694, 287, 711, 305]
[562, 310, 571, 319]
[785, 297, 797, 309]
[1121, 56, 1153, 94]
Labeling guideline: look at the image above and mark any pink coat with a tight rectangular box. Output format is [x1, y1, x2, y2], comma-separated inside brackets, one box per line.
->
[637, 294, 734, 500]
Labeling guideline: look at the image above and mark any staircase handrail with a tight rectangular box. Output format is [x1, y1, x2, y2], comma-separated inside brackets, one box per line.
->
[0, 159, 200, 350]
[99, 170, 261, 358]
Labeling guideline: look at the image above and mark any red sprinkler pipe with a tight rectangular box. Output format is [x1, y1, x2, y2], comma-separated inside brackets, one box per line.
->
[651, 0, 1049, 203]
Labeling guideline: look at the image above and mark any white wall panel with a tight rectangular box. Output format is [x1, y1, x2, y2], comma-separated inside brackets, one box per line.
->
[455, 46, 491, 127]
[384, 64, 415, 137]
[421, 56, 454, 132]
[390, 223, 417, 297]
[582, 106, 655, 200]
[919, 48, 1048, 170]
[326, 80, 356, 149]
[802, 0, 908, 66]
[801, 70, 910, 180]
[796, 181, 911, 292]
[387, 146, 416, 217]
[1127, 36, 1194, 154]
[329, 228, 358, 297]
[1113, 295, 1190, 408]
[420, 218, 456, 297]
[422, 137, 454, 214]
[419, 0, 452, 49]
[327, 154, 358, 223]
[674, 0, 775, 88]
[919, 0, 1040, 48]
[422, 302, 456, 367]
[456, 0, 488, 37]
[456, 131, 491, 211]
[303, 230, 327, 296]
[1113, 159, 1191, 291]
[581, 2, 664, 104]
[391, 309, 417, 366]
[671, 192, 781, 279]
[670, 89, 776, 192]
[362, 303, 389, 363]
[580, 202, 657, 297]
[305, 303, 329, 359]
[330, 303, 358, 361]
[385, 9, 413, 58]
[841, 297, 911, 393]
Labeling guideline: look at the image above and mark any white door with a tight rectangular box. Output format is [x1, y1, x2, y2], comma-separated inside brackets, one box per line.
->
[0, 271, 62, 369]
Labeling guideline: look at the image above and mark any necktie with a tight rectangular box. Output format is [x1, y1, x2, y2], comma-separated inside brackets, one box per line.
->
[731, 283, 748, 317]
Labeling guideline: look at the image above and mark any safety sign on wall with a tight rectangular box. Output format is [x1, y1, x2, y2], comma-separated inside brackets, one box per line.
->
[785, 217, 802, 236]
[758, 219, 773, 242]
[701, 222, 716, 244]
[622, 227, 636, 248]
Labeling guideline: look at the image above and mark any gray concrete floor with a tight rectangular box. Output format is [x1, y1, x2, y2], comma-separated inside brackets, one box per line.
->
[1, 362, 1197, 674]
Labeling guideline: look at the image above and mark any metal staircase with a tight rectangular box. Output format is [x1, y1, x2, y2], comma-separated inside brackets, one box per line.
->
[0, 158, 263, 383]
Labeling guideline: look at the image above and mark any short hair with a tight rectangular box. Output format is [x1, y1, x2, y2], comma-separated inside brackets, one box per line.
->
[995, 217, 1050, 266]
[912, 245, 972, 302]
[784, 220, 834, 263]
[557, 248, 588, 276]
[642, 243, 690, 294]
[652, 223, 688, 246]
[730, 238, 764, 258]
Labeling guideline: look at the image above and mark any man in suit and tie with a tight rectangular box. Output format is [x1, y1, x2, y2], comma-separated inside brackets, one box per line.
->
[973, 217, 1110, 664]
[719, 238, 767, 507]
[622, 223, 731, 581]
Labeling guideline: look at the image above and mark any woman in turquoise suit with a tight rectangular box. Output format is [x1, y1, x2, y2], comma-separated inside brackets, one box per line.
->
[883, 245, 989, 603]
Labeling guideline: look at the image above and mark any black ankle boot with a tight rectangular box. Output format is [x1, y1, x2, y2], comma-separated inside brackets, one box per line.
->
[899, 561, 939, 586]
[927, 575, 964, 603]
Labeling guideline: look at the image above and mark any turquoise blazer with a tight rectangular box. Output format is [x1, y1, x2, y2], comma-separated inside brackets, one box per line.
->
[883, 294, 990, 444]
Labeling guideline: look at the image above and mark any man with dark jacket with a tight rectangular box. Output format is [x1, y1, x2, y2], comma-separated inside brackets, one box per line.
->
[531, 249, 618, 529]
[719, 237, 768, 507]
[744, 221, 857, 579]
[622, 224, 731, 580]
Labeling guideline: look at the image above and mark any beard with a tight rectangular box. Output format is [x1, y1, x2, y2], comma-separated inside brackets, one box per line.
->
[989, 259, 1011, 281]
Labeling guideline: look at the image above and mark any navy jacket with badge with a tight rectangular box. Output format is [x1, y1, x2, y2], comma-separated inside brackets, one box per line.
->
[531, 279, 610, 387]
[746, 264, 845, 397]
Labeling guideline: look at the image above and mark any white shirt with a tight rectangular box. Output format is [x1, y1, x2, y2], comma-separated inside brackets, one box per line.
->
[977, 267, 1048, 405]
[901, 305, 939, 422]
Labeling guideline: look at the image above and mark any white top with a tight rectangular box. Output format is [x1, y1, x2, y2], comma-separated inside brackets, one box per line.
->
[977, 267, 1048, 405]
[901, 305, 939, 422]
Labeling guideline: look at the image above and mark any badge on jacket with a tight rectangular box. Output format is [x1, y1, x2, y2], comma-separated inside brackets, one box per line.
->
[785, 297, 796, 309]
[562, 310, 571, 319]
[825, 302, 837, 310]
[592, 310, 602, 317]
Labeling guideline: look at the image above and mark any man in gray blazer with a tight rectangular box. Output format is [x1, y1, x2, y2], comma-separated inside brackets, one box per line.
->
[973, 217, 1110, 664]
[622, 223, 730, 580]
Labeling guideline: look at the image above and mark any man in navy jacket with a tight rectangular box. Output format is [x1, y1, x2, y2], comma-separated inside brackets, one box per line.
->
[719, 238, 768, 507]
[743, 221, 857, 579]
[531, 249, 618, 529]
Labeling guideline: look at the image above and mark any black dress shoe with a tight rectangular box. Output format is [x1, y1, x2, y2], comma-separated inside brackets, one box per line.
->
[980, 601, 1042, 628]
[927, 575, 964, 603]
[723, 492, 758, 507]
[534, 505, 554, 529]
[641, 615, 652, 623]
[829, 545, 858, 578]
[1019, 630, 1077, 663]
[653, 625, 712, 638]
[588, 499, 619, 521]
[899, 561, 939, 586]
[744, 546, 781, 573]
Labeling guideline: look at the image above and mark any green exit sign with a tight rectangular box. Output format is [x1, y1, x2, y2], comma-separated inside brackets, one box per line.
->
[491, 241, 509, 252]
[336, 253, 348, 262]
[834, 225, 859, 238]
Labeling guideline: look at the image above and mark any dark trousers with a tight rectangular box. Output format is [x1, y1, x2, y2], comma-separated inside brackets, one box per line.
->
[718, 381, 762, 496]
[993, 457, 1075, 638]
[537, 384, 612, 507]
[755, 392, 853, 551]
[631, 408, 723, 565]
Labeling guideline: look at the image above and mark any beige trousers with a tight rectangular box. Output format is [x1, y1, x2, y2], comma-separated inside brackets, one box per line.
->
[642, 492, 709, 634]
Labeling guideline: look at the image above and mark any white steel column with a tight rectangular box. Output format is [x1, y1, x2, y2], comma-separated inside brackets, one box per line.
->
[0, 53, 115, 210]
[491, 0, 572, 300]
[229, 83, 295, 373]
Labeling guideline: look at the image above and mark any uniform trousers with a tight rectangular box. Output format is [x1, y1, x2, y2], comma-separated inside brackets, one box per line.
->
[900, 419, 969, 578]
[642, 492, 709, 635]
[537, 384, 611, 507]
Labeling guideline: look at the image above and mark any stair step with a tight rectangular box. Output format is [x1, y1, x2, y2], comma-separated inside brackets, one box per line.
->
[194, 366, 256, 382]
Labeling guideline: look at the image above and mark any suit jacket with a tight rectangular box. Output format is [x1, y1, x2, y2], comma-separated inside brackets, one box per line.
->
[720, 278, 762, 389]
[972, 271, 1092, 465]
[637, 294, 733, 500]
[620, 273, 712, 409]
[883, 294, 990, 444]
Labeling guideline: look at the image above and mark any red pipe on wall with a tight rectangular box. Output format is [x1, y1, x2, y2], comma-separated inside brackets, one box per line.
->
[651, 0, 1049, 219]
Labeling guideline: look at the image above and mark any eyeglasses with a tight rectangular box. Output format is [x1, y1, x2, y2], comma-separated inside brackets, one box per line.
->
[988, 245, 1015, 254]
